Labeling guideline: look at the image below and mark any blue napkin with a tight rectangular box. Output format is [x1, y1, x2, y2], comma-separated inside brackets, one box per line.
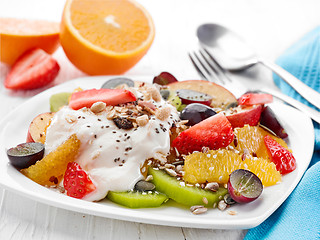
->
[244, 27, 320, 240]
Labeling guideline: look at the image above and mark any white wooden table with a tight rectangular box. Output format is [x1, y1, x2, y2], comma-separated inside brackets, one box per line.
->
[1, 0, 319, 239]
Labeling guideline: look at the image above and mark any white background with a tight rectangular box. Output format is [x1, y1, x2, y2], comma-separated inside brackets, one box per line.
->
[0, 0, 319, 239]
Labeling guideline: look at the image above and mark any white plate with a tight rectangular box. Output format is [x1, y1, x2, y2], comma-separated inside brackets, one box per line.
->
[0, 76, 315, 229]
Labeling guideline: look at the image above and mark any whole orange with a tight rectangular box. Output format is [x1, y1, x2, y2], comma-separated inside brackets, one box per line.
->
[60, 0, 155, 75]
[0, 18, 60, 65]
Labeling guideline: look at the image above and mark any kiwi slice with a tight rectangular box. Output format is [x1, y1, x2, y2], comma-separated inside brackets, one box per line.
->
[50, 92, 72, 112]
[107, 190, 168, 208]
[168, 95, 182, 110]
[149, 167, 228, 207]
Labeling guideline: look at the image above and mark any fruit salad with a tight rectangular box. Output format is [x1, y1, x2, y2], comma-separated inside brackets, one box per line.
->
[6, 72, 297, 213]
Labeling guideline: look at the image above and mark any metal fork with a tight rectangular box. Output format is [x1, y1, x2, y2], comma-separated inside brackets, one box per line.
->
[188, 47, 320, 124]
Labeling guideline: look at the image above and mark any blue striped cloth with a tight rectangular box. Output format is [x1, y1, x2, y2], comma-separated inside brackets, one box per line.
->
[244, 27, 320, 240]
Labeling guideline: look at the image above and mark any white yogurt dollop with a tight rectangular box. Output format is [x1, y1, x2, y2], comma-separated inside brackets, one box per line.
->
[45, 90, 179, 201]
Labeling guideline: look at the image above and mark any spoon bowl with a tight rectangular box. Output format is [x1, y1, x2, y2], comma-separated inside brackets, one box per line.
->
[196, 23, 320, 109]
[197, 23, 257, 70]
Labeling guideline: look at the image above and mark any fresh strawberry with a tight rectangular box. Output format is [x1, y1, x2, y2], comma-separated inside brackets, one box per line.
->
[69, 88, 137, 110]
[172, 112, 234, 154]
[226, 104, 263, 128]
[264, 135, 296, 174]
[63, 162, 96, 199]
[238, 93, 273, 106]
[4, 48, 60, 90]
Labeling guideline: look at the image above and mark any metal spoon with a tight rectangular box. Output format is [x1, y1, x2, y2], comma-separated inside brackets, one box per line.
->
[197, 23, 320, 110]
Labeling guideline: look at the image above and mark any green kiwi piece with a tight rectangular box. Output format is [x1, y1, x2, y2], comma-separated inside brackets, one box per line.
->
[50, 92, 72, 112]
[149, 167, 228, 207]
[168, 95, 182, 110]
[107, 190, 168, 208]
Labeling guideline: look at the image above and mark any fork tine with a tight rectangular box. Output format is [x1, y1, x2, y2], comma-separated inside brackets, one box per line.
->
[188, 51, 220, 84]
[188, 52, 209, 80]
[199, 47, 248, 96]
[199, 47, 232, 84]
[197, 49, 226, 85]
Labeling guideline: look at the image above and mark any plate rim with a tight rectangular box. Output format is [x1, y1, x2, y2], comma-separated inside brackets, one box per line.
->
[0, 75, 315, 229]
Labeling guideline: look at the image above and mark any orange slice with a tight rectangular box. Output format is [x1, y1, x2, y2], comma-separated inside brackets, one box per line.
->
[0, 18, 60, 65]
[231, 125, 289, 160]
[21, 134, 81, 186]
[60, 0, 155, 75]
[184, 149, 281, 187]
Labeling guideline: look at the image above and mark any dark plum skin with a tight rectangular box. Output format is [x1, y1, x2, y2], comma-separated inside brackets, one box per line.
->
[227, 169, 263, 204]
[180, 103, 217, 126]
[260, 106, 288, 139]
[177, 89, 212, 106]
[101, 77, 134, 89]
[7, 142, 44, 169]
[153, 72, 178, 86]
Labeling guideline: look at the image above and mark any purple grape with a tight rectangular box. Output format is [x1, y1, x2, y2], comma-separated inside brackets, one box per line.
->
[227, 169, 263, 204]
[176, 89, 212, 106]
[101, 77, 134, 89]
[7, 142, 44, 169]
[180, 103, 216, 126]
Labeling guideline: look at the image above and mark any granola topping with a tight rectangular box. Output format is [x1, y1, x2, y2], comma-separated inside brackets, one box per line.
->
[44, 83, 182, 201]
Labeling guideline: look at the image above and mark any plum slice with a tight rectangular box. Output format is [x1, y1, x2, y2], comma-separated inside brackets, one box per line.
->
[227, 169, 263, 203]
[260, 106, 288, 139]
[225, 104, 263, 128]
[7, 142, 44, 169]
[153, 72, 178, 86]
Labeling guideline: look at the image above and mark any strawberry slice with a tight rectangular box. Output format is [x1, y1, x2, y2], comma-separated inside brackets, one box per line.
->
[4, 48, 60, 90]
[238, 93, 273, 106]
[172, 112, 234, 154]
[264, 135, 296, 174]
[63, 162, 96, 199]
[69, 88, 137, 110]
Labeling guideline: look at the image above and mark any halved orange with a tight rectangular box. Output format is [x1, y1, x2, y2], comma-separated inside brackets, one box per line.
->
[60, 0, 155, 75]
[0, 18, 60, 65]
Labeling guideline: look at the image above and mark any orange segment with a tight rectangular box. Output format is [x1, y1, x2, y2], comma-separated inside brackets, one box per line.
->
[0, 18, 60, 65]
[21, 134, 81, 186]
[60, 0, 155, 75]
[232, 125, 289, 160]
[184, 149, 281, 187]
